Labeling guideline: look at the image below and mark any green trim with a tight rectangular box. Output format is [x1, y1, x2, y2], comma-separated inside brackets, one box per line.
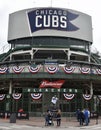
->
[0, 72, 101, 81]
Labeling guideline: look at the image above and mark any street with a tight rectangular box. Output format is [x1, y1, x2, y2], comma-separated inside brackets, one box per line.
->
[0, 123, 101, 130]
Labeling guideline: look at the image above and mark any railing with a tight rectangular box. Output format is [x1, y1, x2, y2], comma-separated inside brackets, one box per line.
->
[0, 60, 101, 75]
[0, 58, 101, 66]
[0, 44, 11, 54]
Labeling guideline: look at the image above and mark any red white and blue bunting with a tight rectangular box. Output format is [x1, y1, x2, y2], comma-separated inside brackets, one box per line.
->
[96, 69, 101, 75]
[28, 65, 41, 74]
[0, 67, 8, 74]
[63, 93, 75, 100]
[31, 93, 42, 100]
[0, 94, 5, 101]
[63, 66, 75, 74]
[12, 66, 24, 74]
[45, 66, 58, 74]
[83, 94, 92, 101]
[97, 95, 101, 100]
[12, 93, 22, 100]
[79, 67, 90, 74]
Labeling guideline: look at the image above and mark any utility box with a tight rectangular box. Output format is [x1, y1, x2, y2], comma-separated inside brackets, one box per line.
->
[10, 113, 16, 123]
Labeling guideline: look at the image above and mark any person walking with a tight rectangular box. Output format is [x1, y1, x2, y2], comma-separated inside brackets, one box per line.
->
[56, 109, 61, 126]
[76, 109, 80, 122]
[84, 108, 89, 126]
[79, 110, 85, 126]
[45, 110, 49, 126]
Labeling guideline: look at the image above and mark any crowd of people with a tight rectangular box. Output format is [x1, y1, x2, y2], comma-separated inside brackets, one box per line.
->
[44, 96, 92, 127]
[44, 108, 91, 127]
[45, 108, 61, 126]
[76, 108, 90, 126]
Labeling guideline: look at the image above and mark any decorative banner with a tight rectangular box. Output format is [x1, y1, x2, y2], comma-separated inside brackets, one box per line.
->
[98, 95, 101, 100]
[83, 94, 92, 101]
[31, 93, 42, 100]
[96, 69, 101, 75]
[12, 93, 22, 100]
[0, 67, 8, 74]
[39, 80, 65, 88]
[79, 67, 90, 74]
[12, 66, 24, 74]
[0, 94, 5, 101]
[63, 66, 75, 74]
[45, 65, 58, 74]
[28, 8, 79, 33]
[28, 65, 41, 73]
[63, 93, 75, 100]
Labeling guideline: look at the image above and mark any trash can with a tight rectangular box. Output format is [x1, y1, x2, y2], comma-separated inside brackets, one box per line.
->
[10, 113, 16, 123]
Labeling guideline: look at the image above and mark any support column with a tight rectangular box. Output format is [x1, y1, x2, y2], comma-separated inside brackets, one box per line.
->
[10, 54, 12, 61]
[9, 80, 12, 94]
[30, 50, 33, 60]
[68, 49, 70, 61]
[90, 81, 95, 111]
[90, 81, 93, 95]
[88, 42, 91, 63]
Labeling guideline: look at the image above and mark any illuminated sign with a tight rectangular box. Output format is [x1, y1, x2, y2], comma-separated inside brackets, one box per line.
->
[28, 8, 79, 32]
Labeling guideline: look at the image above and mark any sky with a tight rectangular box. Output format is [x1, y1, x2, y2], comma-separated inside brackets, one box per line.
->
[0, 0, 101, 54]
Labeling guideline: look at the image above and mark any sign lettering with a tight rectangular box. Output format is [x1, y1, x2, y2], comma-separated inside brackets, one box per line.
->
[28, 8, 79, 32]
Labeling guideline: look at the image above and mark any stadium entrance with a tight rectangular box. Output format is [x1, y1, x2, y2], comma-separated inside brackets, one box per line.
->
[0, 87, 100, 117]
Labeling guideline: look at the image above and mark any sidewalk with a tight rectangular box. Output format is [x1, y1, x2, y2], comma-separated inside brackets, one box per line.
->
[0, 117, 100, 127]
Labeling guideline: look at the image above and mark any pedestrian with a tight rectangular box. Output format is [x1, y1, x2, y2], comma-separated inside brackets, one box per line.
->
[79, 109, 85, 126]
[56, 109, 61, 126]
[84, 108, 89, 126]
[76, 109, 80, 122]
[45, 110, 49, 126]
[88, 109, 90, 123]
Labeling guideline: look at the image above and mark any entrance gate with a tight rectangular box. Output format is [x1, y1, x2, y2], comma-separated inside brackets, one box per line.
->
[0, 89, 100, 116]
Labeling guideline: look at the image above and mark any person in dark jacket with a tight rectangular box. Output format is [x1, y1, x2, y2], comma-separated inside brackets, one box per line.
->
[79, 110, 85, 126]
[76, 109, 80, 122]
[56, 109, 61, 126]
[45, 110, 52, 126]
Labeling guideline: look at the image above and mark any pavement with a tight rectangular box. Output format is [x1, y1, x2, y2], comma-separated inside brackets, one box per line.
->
[0, 116, 101, 128]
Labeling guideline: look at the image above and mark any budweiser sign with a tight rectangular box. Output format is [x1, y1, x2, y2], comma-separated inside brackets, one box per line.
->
[39, 80, 65, 88]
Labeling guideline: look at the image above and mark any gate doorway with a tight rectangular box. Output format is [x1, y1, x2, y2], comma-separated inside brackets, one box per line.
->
[42, 92, 59, 112]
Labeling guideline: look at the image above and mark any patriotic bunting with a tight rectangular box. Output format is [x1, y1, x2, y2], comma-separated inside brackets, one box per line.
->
[96, 69, 101, 75]
[0, 67, 8, 74]
[79, 67, 90, 74]
[98, 95, 101, 100]
[0, 94, 5, 101]
[28, 65, 41, 73]
[31, 93, 42, 100]
[45, 66, 58, 74]
[63, 93, 75, 100]
[12, 93, 22, 100]
[63, 66, 75, 74]
[12, 66, 24, 74]
[83, 94, 92, 101]
[0, 65, 101, 75]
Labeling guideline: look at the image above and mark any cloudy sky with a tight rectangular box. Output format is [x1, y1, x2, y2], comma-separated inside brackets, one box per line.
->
[0, 0, 101, 53]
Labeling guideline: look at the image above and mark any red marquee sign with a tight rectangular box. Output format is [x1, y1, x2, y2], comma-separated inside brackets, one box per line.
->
[39, 80, 65, 89]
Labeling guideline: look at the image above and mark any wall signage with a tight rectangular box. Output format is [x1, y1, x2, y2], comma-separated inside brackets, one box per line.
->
[39, 80, 65, 88]
[23, 88, 81, 93]
[28, 8, 79, 33]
